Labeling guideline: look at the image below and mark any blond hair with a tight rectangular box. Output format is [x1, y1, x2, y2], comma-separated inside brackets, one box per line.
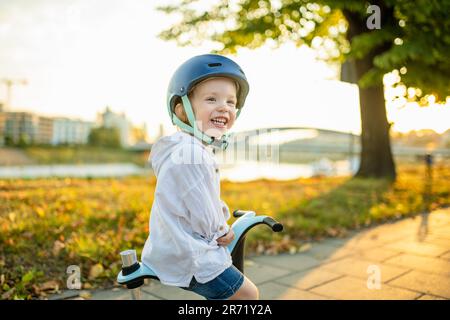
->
[188, 76, 240, 98]
[173, 76, 239, 125]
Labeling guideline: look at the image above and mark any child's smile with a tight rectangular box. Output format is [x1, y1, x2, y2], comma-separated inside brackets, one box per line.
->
[210, 115, 229, 129]
[189, 77, 238, 139]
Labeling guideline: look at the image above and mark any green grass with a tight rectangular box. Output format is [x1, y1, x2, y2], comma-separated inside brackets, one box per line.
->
[0, 164, 449, 299]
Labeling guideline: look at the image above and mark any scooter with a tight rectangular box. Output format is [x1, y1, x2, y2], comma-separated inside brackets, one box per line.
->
[117, 210, 283, 300]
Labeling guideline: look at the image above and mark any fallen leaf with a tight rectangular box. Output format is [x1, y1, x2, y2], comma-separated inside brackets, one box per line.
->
[83, 282, 92, 289]
[298, 243, 312, 252]
[8, 212, 16, 222]
[32, 284, 41, 295]
[79, 291, 91, 299]
[52, 240, 65, 256]
[244, 260, 255, 267]
[326, 228, 339, 237]
[89, 263, 104, 280]
[289, 246, 297, 255]
[39, 280, 59, 292]
[36, 207, 45, 218]
[1, 287, 15, 300]
[23, 232, 33, 239]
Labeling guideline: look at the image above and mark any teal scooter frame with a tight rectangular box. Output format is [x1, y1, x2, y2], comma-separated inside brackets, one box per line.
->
[116, 210, 283, 299]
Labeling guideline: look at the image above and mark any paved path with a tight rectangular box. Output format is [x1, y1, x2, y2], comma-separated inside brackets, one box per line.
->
[0, 147, 34, 166]
[53, 208, 450, 300]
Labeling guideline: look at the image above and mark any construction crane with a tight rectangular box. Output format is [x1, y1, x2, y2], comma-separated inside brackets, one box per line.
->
[0, 78, 28, 111]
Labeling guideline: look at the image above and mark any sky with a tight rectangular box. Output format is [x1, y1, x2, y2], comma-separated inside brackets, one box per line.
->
[0, 0, 449, 142]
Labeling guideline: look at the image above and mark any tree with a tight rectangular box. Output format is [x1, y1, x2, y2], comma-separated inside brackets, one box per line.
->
[17, 133, 31, 148]
[157, 0, 450, 180]
[88, 126, 121, 148]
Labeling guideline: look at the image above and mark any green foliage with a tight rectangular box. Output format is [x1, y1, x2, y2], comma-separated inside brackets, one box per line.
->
[88, 126, 121, 148]
[157, 0, 450, 103]
[17, 134, 31, 147]
[3, 135, 13, 146]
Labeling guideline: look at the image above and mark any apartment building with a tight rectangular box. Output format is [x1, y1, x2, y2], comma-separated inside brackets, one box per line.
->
[51, 117, 95, 145]
[97, 106, 132, 147]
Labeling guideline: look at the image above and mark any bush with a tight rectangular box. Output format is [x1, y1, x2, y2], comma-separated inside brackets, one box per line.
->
[88, 127, 121, 148]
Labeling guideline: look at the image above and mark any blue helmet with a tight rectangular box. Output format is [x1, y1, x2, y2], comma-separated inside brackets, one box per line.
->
[166, 54, 249, 149]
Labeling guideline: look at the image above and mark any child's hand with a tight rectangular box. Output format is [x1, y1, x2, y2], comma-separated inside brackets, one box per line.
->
[216, 228, 235, 246]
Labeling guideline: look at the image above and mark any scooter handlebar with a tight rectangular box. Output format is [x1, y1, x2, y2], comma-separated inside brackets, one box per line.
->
[233, 209, 248, 218]
[262, 216, 283, 232]
[232, 210, 283, 232]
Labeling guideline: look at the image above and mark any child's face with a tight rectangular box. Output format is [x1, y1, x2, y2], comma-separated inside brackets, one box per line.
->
[189, 77, 238, 139]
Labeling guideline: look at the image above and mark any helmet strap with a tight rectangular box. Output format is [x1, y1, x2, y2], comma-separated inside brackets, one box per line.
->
[171, 95, 230, 150]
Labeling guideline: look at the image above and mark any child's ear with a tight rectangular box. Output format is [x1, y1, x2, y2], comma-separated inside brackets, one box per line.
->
[174, 102, 188, 123]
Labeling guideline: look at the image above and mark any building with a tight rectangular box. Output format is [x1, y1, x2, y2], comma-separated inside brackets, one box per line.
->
[51, 117, 94, 145]
[36, 116, 53, 144]
[97, 106, 132, 147]
[0, 104, 145, 147]
[0, 110, 94, 146]
[2, 111, 39, 145]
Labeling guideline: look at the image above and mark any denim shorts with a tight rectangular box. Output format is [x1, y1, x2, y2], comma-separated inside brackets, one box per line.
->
[180, 265, 244, 300]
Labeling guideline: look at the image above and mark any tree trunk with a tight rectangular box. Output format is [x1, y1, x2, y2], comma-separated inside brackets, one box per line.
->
[355, 56, 396, 179]
[343, 9, 397, 180]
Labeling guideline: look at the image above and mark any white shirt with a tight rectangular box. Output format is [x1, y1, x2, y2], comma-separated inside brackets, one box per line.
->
[141, 131, 233, 287]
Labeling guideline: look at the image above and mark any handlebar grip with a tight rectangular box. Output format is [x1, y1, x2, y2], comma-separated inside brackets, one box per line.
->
[233, 210, 250, 218]
[263, 217, 283, 232]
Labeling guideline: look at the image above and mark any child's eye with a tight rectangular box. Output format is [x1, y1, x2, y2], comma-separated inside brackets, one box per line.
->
[206, 97, 216, 102]
[228, 101, 237, 106]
